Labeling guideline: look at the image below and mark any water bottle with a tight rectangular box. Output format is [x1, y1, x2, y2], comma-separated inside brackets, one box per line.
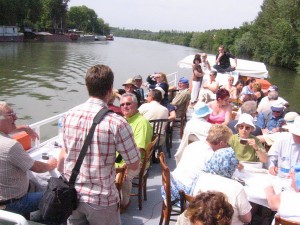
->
[279, 157, 290, 179]
[294, 164, 300, 190]
[57, 115, 64, 147]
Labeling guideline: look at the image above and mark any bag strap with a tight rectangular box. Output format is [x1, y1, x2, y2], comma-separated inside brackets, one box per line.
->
[69, 108, 111, 186]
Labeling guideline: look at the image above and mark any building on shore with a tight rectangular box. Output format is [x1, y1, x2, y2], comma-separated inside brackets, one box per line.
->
[0, 26, 24, 42]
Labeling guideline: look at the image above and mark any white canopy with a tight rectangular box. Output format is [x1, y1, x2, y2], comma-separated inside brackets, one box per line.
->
[178, 54, 269, 79]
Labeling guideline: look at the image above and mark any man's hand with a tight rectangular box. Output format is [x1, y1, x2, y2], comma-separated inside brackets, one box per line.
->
[269, 166, 278, 176]
[48, 157, 58, 171]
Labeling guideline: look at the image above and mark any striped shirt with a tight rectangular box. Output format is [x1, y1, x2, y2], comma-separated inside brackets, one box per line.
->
[62, 98, 140, 207]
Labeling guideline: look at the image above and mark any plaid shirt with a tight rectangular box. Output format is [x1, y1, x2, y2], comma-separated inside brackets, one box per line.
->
[62, 98, 140, 206]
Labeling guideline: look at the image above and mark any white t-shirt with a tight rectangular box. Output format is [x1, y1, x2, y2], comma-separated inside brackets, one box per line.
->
[172, 141, 213, 188]
[192, 172, 252, 225]
[278, 190, 300, 222]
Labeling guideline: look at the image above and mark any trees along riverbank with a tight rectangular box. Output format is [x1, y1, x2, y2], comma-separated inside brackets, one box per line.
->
[112, 0, 300, 73]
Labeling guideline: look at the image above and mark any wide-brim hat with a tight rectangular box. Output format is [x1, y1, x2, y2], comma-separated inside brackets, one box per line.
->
[289, 116, 300, 136]
[282, 112, 299, 131]
[192, 102, 212, 118]
[122, 78, 136, 87]
[234, 113, 255, 129]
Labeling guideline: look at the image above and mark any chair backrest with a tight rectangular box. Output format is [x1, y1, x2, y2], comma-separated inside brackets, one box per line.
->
[140, 135, 159, 177]
[275, 215, 300, 225]
[115, 164, 127, 199]
[179, 190, 194, 211]
[150, 119, 169, 148]
[159, 152, 172, 211]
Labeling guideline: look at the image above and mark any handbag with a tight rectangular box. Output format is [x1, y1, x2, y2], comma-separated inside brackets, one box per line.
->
[39, 108, 111, 224]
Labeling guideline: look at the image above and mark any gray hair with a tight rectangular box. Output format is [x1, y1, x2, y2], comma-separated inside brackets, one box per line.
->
[121, 93, 137, 104]
[241, 101, 257, 115]
[0, 101, 9, 119]
[268, 91, 279, 100]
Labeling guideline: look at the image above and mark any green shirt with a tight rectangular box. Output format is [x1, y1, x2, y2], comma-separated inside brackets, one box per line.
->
[229, 134, 265, 162]
[127, 112, 153, 161]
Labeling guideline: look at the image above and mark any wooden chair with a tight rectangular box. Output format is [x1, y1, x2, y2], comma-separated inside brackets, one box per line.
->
[131, 135, 159, 210]
[274, 215, 300, 225]
[159, 152, 184, 225]
[173, 100, 190, 139]
[179, 190, 194, 211]
[115, 164, 127, 200]
[149, 119, 171, 158]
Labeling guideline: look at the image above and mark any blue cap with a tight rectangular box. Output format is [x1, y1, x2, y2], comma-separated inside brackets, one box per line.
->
[179, 77, 189, 84]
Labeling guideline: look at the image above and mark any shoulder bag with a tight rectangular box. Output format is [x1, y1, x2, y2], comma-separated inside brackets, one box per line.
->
[39, 108, 111, 224]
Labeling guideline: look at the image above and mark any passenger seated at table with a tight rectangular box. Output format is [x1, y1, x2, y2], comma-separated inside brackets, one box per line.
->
[162, 125, 233, 202]
[207, 88, 232, 125]
[120, 93, 153, 212]
[252, 82, 264, 104]
[176, 147, 251, 225]
[228, 101, 262, 136]
[257, 101, 285, 134]
[198, 70, 219, 103]
[0, 101, 57, 217]
[241, 78, 256, 100]
[220, 75, 237, 99]
[267, 116, 300, 176]
[176, 191, 234, 225]
[265, 171, 300, 223]
[229, 113, 267, 163]
[235, 79, 244, 100]
[174, 102, 212, 164]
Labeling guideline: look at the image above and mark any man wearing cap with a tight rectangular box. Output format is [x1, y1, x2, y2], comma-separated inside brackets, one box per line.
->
[257, 85, 289, 114]
[256, 101, 285, 133]
[134, 75, 145, 104]
[170, 77, 191, 118]
[268, 116, 300, 176]
[229, 113, 267, 163]
[117, 78, 142, 106]
[174, 102, 212, 164]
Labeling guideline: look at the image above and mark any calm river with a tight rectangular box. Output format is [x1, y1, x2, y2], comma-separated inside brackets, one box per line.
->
[0, 37, 299, 127]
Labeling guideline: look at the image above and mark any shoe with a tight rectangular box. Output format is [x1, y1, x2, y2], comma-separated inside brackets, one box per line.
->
[120, 200, 131, 214]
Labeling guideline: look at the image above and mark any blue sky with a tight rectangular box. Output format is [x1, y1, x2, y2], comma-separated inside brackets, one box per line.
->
[68, 0, 264, 32]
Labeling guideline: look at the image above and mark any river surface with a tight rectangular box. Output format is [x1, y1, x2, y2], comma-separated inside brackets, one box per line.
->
[0, 37, 299, 127]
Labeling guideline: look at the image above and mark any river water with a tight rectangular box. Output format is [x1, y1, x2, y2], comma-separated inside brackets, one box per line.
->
[0, 37, 299, 126]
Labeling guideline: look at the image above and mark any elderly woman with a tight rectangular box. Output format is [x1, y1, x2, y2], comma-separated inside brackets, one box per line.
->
[207, 88, 232, 125]
[229, 113, 268, 163]
[221, 75, 237, 99]
[145, 72, 169, 106]
[177, 147, 252, 225]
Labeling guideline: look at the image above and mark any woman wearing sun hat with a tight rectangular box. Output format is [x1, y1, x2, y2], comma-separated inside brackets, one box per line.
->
[229, 113, 268, 163]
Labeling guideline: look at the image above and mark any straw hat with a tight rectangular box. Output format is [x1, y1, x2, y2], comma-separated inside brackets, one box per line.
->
[192, 102, 212, 118]
[289, 116, 300, 136]
[122, 78, 136, 87]
[234, 113, 255, 129]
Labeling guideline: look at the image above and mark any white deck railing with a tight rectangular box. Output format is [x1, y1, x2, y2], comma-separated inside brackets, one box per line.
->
[27, 72, 178, 151]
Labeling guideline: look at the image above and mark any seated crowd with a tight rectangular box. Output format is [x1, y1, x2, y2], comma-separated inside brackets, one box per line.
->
[1, 62, 299, 225]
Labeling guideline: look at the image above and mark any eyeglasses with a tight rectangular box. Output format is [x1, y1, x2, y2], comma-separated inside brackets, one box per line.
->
[238, 125, 251, 131]
[120, 102, 132, 107]
[4, 112, 17, 117]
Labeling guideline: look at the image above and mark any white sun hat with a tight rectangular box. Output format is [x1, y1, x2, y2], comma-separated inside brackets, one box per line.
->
[234, 113, 255, 129]
[289, 116, 300, 136]
[282, 112, 299, 131]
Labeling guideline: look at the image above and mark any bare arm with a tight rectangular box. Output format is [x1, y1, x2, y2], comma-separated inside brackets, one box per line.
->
[222, 106, 232, 125]
[239, 211, 252, 223]
[57, 147, 66, 173]
[168, 111, 176, 121]
[265, 186, 281, 211]
[30, 157, 57, 173]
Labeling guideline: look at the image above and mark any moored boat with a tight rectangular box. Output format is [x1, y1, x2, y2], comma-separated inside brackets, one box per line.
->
[106, 34, 114, 41]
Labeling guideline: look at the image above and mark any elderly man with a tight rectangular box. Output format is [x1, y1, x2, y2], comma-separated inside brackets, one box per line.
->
[256, 101, 285, 134]
[58, 65, 140, 225]
[198, 70, 219, 103]
[171, 77, 191, 118]
[120, 93, 153, 211]
[0, 101, 57, 216]
[174, 102, 212, 164]
[134, 75, 145, 104]
[268, 116, 300, 176]
[116, 78, 142, 106]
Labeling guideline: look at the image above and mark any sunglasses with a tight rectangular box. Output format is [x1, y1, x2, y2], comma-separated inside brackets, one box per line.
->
[272, 110, 282, 113]
[120, 102, 132, 107]
[238, 125, 251, 131]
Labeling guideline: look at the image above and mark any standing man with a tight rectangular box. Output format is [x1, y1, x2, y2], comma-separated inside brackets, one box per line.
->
[171, 77, 191, 118]
[58, 65, 140, 225]
[134, 75, 145, 104]
[0, 101, 57, 216]
[213, 45, 237, 73]
[120, 93, 153, 212]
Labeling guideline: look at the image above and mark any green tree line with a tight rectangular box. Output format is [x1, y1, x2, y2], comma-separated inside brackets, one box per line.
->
[0, 0, 110, 35]
[112, 0, 300, 73]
